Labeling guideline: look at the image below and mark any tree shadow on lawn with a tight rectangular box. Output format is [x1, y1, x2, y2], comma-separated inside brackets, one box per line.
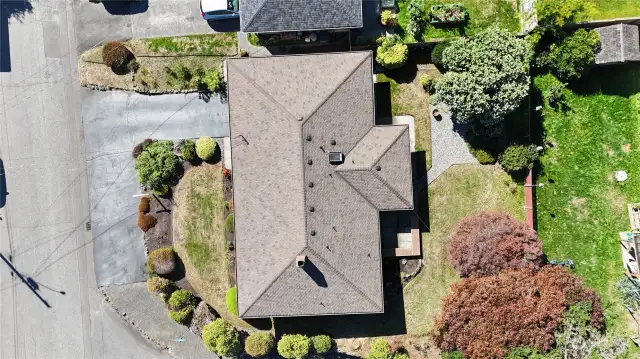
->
[1, 0, 33, 72]
[273, 259, 407, 339]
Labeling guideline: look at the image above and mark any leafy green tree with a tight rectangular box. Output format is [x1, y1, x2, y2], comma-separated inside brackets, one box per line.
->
[367, 339, 393, 359]
[538, 29, 600, 81]
[434, 26, 532, 126]
[535, 0, 596, 28]
[202, 319, 241, 356]
[135, 140, 179, 191]
[245, 332, 275, 357]
[375, 35, 408, 69]
[277, 334, 311, 359]
[499, 145, 539, 172]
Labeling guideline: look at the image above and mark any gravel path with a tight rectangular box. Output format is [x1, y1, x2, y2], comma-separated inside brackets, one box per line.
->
[427, 105, 478, 184]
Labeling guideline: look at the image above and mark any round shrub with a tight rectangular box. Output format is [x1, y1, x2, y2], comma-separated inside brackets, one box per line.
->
[102, 41, 131, 69]
[311, 335, 332, 354]
[180, 139, 196, 162]
[380, 10, 397, 27]
[195, 136, 217, 161]
[167, 289, 197, 324]
[146, 276, 173, 296]
[225, 214, 234, 233]
[499, 145, 538, 172]
[202, 318, 242, 357]
[419, 74, 436, 93]
[278, 334, 311, 359]
[245, 332, 275, 357]
[135, 140, 179, 192]
[147, 247, 176, 275]
[132, 138, 153, 159]
[168, 308, 192, 324]
[226, 286, 238, 316]
[375, 35, 408, 70]
[448, 212, 543, 277]
[138, 197, 151, 214]
[367, 339, 392, 359]
[431, 40, 450, 68]
[137, 212, 157, 232]
[471, 148, 496, 164]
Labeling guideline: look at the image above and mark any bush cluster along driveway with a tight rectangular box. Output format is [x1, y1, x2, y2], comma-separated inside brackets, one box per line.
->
[536, 64, 640, 334]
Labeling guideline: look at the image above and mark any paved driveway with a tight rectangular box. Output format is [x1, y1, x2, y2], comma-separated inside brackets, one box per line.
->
[82, 90, 229, 285]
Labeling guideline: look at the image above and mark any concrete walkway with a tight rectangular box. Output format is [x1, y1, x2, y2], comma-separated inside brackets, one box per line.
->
[81, 90, 229, 286]
[427, 105, 478, 184]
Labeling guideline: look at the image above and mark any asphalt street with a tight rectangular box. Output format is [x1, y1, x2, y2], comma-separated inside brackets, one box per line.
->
[0, 0, 227, 357]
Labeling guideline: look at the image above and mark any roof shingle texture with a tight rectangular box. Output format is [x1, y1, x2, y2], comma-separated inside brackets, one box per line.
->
[240, 0, 363, 33]
[595, 24, 640, 64]
[228, 52, 413, 318]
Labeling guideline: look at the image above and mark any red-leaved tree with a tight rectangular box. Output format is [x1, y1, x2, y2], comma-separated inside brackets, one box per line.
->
[433, 267, 604, 359]
[448, 212, 543, 277]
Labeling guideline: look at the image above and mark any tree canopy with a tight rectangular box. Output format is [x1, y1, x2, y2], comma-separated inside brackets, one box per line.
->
[434, 26, 532, 126]
[538, 29, 600, 81]
[433, 267, 603, 359]
[535, 0, 596, 28]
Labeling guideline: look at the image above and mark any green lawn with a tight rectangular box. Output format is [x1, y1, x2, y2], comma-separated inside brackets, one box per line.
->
[404, 164, 524, 336]
[536, 64, 640, 335]
[591, 0, 640, 20]
[396, 0, 520, 42]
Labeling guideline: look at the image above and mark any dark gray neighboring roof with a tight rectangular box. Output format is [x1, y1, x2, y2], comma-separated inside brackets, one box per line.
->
[595, 24, 640, 64]
[240, 0, 363, 33]
[228, 52, 413, 318]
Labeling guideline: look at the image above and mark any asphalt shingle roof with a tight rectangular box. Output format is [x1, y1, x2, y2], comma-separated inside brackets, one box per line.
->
[228, 52, 413, 318]
[595, 24, 640, 64]
[240, 0, 363, 33]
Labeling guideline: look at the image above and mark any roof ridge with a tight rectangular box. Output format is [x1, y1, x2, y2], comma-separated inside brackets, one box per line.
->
[373, 171, 412, 208]
[228, 60, 299, 122]
[370, 125, 409, 169]
[242, 0, 270, 33]
[240, 247, 308, 317]
[302, 53, 370, 124]
[334, 170, 379, 210]
[306, 247, 382, 310]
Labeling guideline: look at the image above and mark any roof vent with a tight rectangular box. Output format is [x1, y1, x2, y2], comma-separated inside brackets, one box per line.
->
[296, 255, 307, 268]
[306, 135, 312, 141]
[330, 140, 336, 145]
[329, 152, 344, 165]
[375, 165, 381, 171]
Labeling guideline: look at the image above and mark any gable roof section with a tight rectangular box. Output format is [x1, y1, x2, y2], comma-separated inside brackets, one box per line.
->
[595, 24, 640, 64]
[240, 0, 363, 33]
[228, 52, 413, 318]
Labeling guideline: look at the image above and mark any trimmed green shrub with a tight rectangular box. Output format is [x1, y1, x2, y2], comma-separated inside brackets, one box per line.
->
[225, 214, 234, 233]
[167, 289, 197, 324]
[247, 33, 262, 46]
[135, 140, 179, 192]
[147, 247, 176, 275]
[137, 212, 157, 232]
[375, 35, 408, 70]
[132, 138, 153, 159]
[499, 145, 539, 172]
[102, 41, 131, 69]
[419, 74, 436, 93]
[538, 29, 600, 80]
[181, 139, 196, 162]
[380, 10, 397, 27]
[226, 286, 238, 316]
[245, 332, 275, 357]
[195, 136, 217, 161]
[153, 183, 170, 197]
[311, 335, 332, 354]
[202, 319, 242, 357]
[471, 148, 497, 164]
[201, 70, 222, 92]
[367, 339, 393, 359]
[146, 276, 173, 296]
[278, 334, 311, 359]
[431, 40, 450, 68]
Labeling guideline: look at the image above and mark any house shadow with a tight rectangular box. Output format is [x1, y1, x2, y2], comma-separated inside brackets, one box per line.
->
[568, 62, 640, 97]
[207, 18, 240, 32]
[101, 0, 148, 15]
[1, 0, 33, 72]
[273, 259, 407, 339]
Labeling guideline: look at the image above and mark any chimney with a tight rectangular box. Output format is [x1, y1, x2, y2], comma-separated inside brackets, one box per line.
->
[296, 255, 307, 268]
